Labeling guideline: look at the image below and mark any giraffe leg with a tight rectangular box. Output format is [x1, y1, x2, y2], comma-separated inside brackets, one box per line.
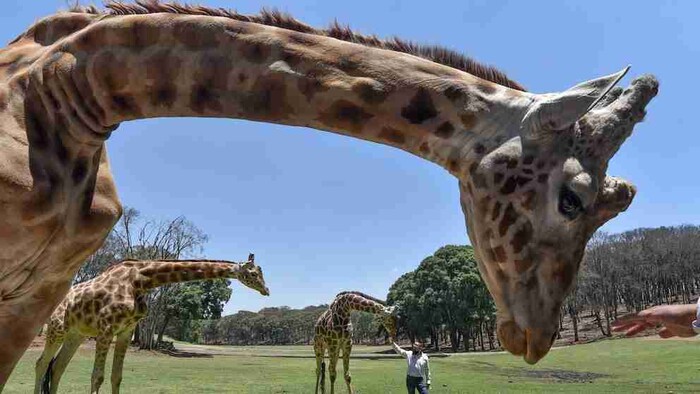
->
[314, 338, 325, 394]
[91, 331, 113, 394]
[110, 328, 133, 394]
[328, 341, 340, 394]
[34, 335, 62, 394]
[48, 332, 85, 394]
[342, 338, 354, 394]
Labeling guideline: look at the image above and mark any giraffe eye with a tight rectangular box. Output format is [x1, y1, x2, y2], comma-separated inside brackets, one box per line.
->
[559, 186, 582, 220]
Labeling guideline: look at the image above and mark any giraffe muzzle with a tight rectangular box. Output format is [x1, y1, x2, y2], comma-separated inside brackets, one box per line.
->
[497, 321, 557, 364]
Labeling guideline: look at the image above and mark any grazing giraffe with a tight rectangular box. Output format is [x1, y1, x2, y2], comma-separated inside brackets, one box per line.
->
[314, 291, 397, 394]
[0, 1, 658, 382]
[34, 254, 269, 394]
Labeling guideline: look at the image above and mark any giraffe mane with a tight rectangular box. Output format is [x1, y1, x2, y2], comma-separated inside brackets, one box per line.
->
[69, 0, 526, 91]
[334, 291, 387, 306]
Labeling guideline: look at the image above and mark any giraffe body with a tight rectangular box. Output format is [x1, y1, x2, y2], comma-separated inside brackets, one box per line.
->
[0, 2, 658, 381]
[34, 255, 269, 394]
[313, 291, 396, 394]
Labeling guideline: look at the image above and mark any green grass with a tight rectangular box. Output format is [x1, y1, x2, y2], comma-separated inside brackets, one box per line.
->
[6, 338, 700, 393]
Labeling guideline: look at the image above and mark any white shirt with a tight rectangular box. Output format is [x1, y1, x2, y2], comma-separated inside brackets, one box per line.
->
[392, 343, 431, 385]
[692, 297, 700, 334]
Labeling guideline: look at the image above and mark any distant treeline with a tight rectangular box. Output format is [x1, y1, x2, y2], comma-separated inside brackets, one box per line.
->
[199, 305, 390, 345]
[567, 225, 700, 339]
[192, 225, 700, 351]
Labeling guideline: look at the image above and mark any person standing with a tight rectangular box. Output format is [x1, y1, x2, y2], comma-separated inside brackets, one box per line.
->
[392, 341, 431, 394]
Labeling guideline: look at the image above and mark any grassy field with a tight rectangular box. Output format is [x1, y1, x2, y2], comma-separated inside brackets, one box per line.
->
[6, 338, 700, 393]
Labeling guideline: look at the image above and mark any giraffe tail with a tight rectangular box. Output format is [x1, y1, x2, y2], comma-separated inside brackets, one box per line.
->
[41, 357, 56, 394]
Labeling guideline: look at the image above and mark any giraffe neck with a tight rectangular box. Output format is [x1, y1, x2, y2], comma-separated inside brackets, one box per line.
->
[15, 12, 532, 177]
[130, 260, 242, 290]
[332, 292, 386, 316]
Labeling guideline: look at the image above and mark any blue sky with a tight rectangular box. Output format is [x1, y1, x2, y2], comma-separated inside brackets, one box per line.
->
[3, 1, 698, 314]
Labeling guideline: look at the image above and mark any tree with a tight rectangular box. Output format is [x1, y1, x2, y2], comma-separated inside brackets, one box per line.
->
[388, 245, 495, 352]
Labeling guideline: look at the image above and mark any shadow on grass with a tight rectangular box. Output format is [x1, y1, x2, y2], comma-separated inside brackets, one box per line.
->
[157, 349, 214, 358]
[468, 360, 609, 383]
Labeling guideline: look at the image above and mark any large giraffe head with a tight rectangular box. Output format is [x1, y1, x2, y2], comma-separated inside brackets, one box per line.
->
[236, 254, 270, 296]
[378, 305, 398, 339]
[460, 69, 658, 363]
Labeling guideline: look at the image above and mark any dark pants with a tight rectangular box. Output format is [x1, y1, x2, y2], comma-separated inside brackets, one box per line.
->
[406, 375, 428, 394]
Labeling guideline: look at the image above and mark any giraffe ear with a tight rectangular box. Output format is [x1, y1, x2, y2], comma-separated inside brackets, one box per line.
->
[247, 253, 255, 265]
[522, 66, 629, 137]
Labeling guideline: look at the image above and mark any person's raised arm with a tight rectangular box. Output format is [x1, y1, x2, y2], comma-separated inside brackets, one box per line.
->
[612, 303, 699, 338]
[392, 342, 408, 358]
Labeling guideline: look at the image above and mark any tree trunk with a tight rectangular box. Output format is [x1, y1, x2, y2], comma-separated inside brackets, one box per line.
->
[157, 313, 172, 344]
[571, 310, 579, 342]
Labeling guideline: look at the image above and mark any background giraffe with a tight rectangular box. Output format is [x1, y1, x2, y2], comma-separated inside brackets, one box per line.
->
[35, 254, 269, 394]
[314, 291, 397, 394]
[0, 1, 657, 380]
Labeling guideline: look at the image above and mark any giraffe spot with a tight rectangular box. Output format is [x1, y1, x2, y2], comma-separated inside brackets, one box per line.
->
[443, 85, 464, 102]
[510, 220, 533, 254]
[337, 56, 358, 72]
[297, 75, 327, 102]
[144, 49, 181, 108]
[129, 20, 162, 48]
[461, 113, 477, 129]
[492, 246, 507, 262]
[240, 42, 271, 64]
[71, 159, 89, 184]
[24, 109, 50, 150]
[477, 81, 497, 94]
[352, 80, 389, 104]
[498, 203, 518, 236]
[470, 163, 488, 189]
[448, 160, 461, 173]
[319, 100, 373, 134]
[493, 172, 504, 185]
[111, 94, 140, 117]
[401, 89, 437, 124]
[553, 264, 576, 286]
[190, 86, 222, 114]
[491, 201, 502, 221]
[0, 89, 7, 111]
[378, 127, 406, 144]
[522, 168, 534, 175]
[32, 15, 93, 46]
[523, 155, 535, 165]
[525, 276, 538, 290]
[281, 50, 302, 67]
[242, 76, 291, 120]
[54, 131, 70, 165]
[537, 173, 549, 184]
[513, 259, 531, 273]
[494, 155, 518, 169]
[500, 176, 518, 195]
[92, 52, 129, 92]
[435, 121, 455, 139]
[516, 176, 531, 187]
[174, 20, 219, 49]
[419, 142, 431, 155]
[521, 190, 537, 211]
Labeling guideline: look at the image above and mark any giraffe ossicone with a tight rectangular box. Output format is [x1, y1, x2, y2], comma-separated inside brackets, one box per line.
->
[0, 1, 657, 380]
[34, 257, 269, 394]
